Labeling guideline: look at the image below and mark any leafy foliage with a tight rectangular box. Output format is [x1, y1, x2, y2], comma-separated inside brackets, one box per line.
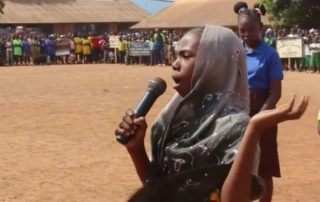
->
[261, 0, 320, 28]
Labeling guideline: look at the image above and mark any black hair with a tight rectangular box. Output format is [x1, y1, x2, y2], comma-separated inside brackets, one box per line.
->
[233, 1, 248, 14]
[233, 1, 266, 23]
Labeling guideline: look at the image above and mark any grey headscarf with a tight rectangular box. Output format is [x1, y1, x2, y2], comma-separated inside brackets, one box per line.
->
[150, 25, 250, 176]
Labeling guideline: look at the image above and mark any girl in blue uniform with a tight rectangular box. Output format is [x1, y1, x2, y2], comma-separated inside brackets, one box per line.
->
[234, 2, 283, 202]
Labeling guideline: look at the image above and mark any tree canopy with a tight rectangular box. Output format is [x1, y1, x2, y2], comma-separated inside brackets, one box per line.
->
[261, 0, 320, 28]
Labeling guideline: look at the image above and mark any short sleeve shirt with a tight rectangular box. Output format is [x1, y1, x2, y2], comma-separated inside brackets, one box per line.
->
[245, 41, 283, 91]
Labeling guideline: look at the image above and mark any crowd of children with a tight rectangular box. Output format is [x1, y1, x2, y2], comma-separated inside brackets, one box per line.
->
[0, 29, 184, 67]
[263, 27, 320, 73]
[1, 26, 320, 74]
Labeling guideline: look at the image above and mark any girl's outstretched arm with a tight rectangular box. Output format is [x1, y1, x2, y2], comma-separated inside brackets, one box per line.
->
[221, 96, 309, 202]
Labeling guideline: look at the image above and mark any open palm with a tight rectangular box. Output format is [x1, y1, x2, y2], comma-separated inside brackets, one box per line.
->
[250, 96, 309, 131]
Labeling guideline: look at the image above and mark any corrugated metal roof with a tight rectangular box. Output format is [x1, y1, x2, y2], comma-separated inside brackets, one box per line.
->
[0, 0, 149, 24]
[130, 0, 171, 14]
[131, 0, 270, 29]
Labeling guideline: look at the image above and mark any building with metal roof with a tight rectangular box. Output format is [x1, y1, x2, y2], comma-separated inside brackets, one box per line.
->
[131, 0, 172, 14]
[0, 0, 149, 34]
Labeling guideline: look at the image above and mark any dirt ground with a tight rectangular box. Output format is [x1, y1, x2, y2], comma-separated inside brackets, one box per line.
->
[0, 64, 319, 202]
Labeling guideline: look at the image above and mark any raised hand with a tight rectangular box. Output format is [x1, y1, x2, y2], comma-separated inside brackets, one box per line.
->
[250, 95, 309, 131]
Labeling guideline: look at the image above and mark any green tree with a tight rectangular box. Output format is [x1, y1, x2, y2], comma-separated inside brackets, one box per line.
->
[261, 0, 320, 28]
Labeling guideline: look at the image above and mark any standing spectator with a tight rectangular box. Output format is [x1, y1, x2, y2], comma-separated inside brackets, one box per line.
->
[5, 36, 13, 66]
[68, 35, 76, 64]
[22, 36, 31, 65]
[278, 28, 289, 71]
[91, 34, 101, 63]
[300, 36, 312, 72]
[264, 28, 275, 48]
[286, 28, 301, 71]
[108, 49, 115, 64]
[153, 28, 166, 66]
[30, 36, 41, 65]
[167, 38, 175, 66]
[117, 36, 127, 64]
[12, 35, 23, 65]
[309, 37, 320, 73]
[162, 39, 169, 66]
[44, 35, 56, 65]
[88, 32, 93, 42]
[0, 37, 6, 66]
[99, 35, 109, 64]
[148, 37, 155, 65]
[81, 35, 91, 63]
[234, 2, 284, 202]
[74, 34, 82, 64]
[140, 37, 149, 65]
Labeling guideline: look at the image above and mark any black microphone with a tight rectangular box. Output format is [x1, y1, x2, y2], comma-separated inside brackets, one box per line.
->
[116, 77, 167, 144]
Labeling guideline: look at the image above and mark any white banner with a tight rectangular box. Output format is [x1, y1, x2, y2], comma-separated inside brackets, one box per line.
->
[55, 39, 70, 56]
[109, 35, 120, 49]
[276, 38, 303, 58]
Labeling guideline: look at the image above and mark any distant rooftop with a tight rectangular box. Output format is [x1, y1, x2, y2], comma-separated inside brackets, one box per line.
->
[130, 0, 172, 14]
[0, 0, 149, 24]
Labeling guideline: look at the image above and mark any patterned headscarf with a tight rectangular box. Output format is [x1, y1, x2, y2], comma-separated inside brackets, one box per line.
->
[129, 25, 265, 202]
[150, 25, 249, 176]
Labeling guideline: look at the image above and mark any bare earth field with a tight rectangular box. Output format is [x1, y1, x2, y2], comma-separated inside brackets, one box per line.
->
[0, 64, 319, 202]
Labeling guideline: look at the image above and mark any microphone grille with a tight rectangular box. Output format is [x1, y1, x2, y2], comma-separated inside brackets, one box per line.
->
[148, 77, 167, 96]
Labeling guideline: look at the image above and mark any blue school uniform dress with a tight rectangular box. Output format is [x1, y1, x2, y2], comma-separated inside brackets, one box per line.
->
[245, 40, 283, 178]
[246, 41, 283, 91]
